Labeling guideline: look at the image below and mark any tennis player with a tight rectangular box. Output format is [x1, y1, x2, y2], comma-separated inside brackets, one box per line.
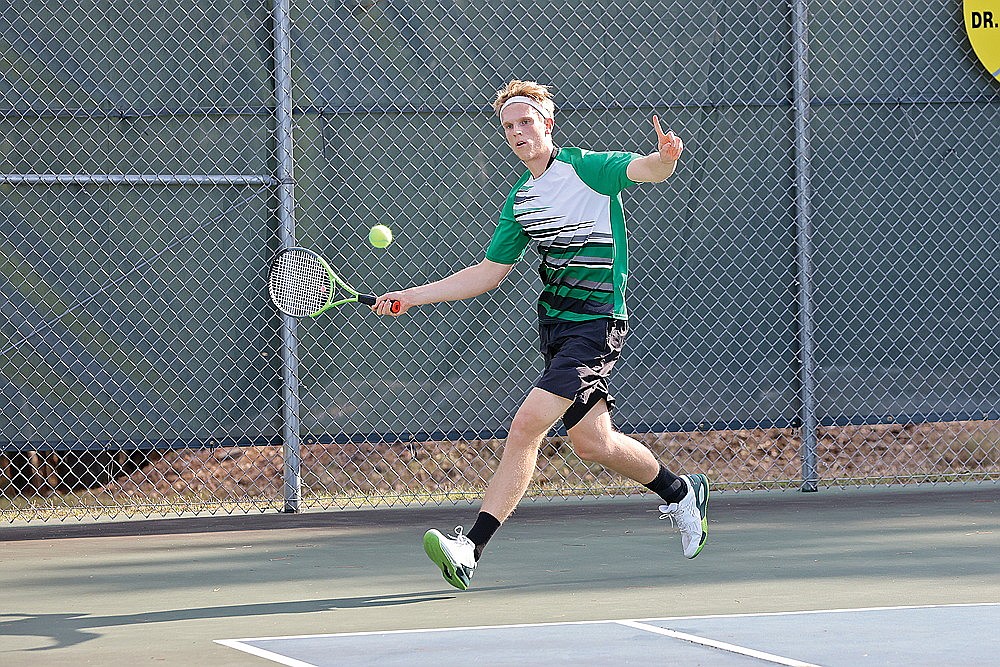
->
[373, 79, 709, 591]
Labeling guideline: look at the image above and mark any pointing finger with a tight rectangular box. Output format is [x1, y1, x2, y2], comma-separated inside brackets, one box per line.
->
[652, 114, 668, 140]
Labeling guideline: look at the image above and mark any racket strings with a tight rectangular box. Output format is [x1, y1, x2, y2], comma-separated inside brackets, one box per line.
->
[269, 249, 332, 317]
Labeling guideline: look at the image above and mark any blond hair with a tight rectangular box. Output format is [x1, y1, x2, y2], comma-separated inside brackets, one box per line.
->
[492, 79, 555, 119]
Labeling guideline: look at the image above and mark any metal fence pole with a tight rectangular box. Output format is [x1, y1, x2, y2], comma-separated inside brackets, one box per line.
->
[791, 0, 819, 492]
[272, 0, 302, 512]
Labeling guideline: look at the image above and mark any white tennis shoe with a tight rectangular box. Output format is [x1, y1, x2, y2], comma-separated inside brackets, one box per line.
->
[659, 473, 710, 558]
[423, 526, 477, 590]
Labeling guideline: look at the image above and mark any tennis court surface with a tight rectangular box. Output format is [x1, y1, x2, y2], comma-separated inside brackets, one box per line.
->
[2, 484, 997, 666]
[219, 603, 999, 666]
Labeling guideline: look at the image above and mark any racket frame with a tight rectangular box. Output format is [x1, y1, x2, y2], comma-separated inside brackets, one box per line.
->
[268, 246, 377, 318]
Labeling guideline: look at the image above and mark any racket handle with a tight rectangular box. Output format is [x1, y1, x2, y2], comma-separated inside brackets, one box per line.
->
[358, 294, 401, 313]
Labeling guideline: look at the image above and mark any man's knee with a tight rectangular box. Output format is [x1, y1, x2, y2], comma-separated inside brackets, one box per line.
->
[507, 388, 571, 445]
[508, 409, 556, 448]
[570, 428, 614, 463]
[566, 399, 616, 462]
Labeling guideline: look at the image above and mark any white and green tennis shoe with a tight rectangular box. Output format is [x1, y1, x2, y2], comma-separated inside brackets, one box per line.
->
[423, 527, 477, 591]
[659, 473, 710, 559]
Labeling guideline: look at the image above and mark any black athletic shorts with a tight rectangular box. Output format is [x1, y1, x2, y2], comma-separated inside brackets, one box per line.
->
[535, 317, 628, 430]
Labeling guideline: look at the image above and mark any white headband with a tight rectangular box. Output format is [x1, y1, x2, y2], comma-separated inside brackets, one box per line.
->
[498, 95, 552, 120]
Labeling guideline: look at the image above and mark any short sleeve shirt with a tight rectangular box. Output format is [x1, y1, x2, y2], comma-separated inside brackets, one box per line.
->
[485, 147, 640, 322]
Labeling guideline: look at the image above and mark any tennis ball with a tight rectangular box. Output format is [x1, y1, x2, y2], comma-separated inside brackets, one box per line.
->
[368, 225, 393, 249]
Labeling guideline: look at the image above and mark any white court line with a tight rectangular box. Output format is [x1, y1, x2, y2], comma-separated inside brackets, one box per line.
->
[630, 601, 1000, 625]
[215, 639, 319, 667]
[616, 619, 820, 667]
[218, 618, 615, 643]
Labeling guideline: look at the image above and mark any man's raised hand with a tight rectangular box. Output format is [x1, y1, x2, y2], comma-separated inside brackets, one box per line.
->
[652, 115, 683, 163]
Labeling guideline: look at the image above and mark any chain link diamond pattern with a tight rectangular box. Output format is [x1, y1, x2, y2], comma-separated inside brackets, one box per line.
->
[2, 0, 998, 520]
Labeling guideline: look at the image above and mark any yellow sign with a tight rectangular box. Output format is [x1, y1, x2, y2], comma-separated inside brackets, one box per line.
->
[965, 1, 1000, 82]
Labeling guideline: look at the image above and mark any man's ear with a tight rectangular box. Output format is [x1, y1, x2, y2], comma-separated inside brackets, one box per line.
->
[545, 117, 554, 134]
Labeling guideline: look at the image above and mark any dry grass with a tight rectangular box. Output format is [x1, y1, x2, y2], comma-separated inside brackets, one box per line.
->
[3, 420, 998, 520]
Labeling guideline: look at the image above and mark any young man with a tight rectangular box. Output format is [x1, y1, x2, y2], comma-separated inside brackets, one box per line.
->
[373, 80, 709, 591]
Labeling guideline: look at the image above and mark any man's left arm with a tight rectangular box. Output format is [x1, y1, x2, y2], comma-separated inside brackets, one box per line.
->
[626, 115, 684, 183]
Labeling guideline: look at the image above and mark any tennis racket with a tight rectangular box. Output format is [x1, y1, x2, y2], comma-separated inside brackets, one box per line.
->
[268, 246, 400, 318]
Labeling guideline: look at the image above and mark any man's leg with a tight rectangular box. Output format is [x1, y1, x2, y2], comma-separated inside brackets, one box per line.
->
[566, 399, 710, 559]
[423, 387, 571, 590]
[480, 387, 572, 521]
[564, 398, 660, 484]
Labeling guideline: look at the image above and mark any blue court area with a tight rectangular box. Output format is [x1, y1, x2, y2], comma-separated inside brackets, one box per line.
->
[218, 603, 999, 667]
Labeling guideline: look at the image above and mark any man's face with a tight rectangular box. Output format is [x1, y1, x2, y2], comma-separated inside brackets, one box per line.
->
[499, 103, 553, 163]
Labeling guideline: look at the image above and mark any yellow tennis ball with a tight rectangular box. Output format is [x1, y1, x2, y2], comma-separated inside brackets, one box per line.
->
[368, 225, 393, 249]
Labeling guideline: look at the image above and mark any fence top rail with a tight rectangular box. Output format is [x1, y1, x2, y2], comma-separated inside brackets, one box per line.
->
[0, 174, 277, 186]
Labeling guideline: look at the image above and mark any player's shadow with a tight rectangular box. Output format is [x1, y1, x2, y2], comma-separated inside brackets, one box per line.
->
[0, 590, 454, 652]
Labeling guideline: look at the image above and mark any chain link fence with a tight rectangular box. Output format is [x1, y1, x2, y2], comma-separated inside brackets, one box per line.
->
[2, 1, 998, 521]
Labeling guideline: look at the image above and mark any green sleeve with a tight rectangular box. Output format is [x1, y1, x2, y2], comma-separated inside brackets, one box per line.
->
[485, 177, 531, 264]
[573, 149, 642, 196]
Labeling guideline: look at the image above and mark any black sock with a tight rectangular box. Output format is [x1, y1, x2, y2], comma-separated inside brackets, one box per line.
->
[465, 511, 501, 561]
[644, 464, 687, 504]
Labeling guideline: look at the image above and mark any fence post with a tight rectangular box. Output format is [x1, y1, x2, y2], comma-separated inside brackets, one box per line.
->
[272, 0, 302, 512]
[791, 0, 819, 492]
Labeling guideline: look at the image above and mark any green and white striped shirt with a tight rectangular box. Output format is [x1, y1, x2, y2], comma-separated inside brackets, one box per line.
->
[485, 147, 640, 322]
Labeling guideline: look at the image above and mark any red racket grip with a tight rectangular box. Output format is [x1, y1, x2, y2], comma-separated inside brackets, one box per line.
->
[358, 295, 401, 313]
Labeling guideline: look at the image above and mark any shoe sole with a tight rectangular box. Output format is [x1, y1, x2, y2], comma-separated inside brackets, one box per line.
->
[687, 474, 710, 559]
[423, 529, 470, 591]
